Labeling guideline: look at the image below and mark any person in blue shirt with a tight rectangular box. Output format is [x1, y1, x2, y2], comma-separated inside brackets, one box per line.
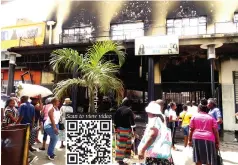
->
[207, 98, 223, 134]
[16, 96, 36, 151]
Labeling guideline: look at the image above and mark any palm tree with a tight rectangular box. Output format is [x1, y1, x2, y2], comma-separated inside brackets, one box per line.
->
[50, 41, 125, 113]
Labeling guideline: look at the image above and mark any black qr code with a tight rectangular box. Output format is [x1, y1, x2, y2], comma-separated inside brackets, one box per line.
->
[66, 120, 112, 165]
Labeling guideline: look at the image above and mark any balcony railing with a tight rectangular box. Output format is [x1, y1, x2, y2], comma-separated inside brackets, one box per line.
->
[59, 33, 92, 44]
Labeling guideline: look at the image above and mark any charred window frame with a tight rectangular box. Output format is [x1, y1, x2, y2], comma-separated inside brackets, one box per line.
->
[110, 21, 144, 41]
[233, 71, 238, 123]
[60, 26, 93, 44]
[166, 16, 207, 36]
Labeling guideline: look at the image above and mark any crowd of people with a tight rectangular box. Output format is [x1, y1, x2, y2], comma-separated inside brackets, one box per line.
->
[1, 93, 73, 164]
[114, 97, 224, 165]
[1, 92, 235, 165]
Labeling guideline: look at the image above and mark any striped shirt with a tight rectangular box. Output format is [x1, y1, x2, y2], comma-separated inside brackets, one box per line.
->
[4, 106, 18, 124]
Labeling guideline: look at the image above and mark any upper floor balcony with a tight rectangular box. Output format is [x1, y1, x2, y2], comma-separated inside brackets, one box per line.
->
[59, 20, 238, 45]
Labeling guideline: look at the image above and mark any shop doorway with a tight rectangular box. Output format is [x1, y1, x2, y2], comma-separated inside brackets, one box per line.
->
[161, 57, 220, 107]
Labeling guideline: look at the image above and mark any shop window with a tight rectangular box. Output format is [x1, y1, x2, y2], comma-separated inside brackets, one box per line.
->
[233, 71, 238, 123]
[166, 16, 207, 36]
[110, 22, 144, 41]
[62, 26, 93, 43]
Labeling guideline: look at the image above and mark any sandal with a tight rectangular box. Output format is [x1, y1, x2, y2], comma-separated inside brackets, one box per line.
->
[39, 147, 45, 151]
[29, 147, 37, 152]
[60, 145, 65, 148]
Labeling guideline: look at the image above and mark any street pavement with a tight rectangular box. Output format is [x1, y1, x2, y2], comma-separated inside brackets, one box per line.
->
[30, 134, 66, 165]
[171, 142, 238, 165]
[31, 133, 238, 165]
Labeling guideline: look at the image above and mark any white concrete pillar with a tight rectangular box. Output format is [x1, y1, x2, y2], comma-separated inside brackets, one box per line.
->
[47, 21, 56, 44]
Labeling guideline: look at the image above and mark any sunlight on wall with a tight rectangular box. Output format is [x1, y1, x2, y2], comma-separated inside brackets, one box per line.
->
[213, 1, 238, 22]
[207, 1, 238, 34]
[1, 0, 56, 27]
[95, 1, 123, 41]
[150, 1, 178, 35]
[54, 0, 71, 43]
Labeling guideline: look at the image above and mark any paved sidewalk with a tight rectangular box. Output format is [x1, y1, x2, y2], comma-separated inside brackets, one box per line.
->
[31, 133, 238, 165]
[30, 134, 65, 165]
[172, 142, 238, 165]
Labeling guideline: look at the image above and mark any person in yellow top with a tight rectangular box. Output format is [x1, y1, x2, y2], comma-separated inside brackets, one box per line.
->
[179, 105, 192, 147]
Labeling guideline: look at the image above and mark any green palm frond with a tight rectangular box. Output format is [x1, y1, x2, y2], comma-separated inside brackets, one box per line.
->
[50, 48, 84, 73]
[98, 76, 124, 104]
[82, 61, 120, 85]
[53, 78, 86, 99]
[86, 41, 125, 67]
[50, 41, 125, 110]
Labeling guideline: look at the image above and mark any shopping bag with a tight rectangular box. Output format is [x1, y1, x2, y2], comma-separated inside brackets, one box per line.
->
[138, 117, 172, 159]
[217, 150, 223, 165]
[183, 147, 195, 165]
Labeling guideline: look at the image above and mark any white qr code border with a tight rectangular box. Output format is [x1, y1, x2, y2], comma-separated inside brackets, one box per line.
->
[66, 120, 112, 165]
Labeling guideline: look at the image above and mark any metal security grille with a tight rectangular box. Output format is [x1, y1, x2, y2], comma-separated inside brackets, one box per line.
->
[233, 71, 238, 123]
[234, 72, 238, 104]
[162, 91, 206, 105]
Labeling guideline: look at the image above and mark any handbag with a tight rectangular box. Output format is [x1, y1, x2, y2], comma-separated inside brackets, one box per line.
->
[58, 121, 65, 130]
[183, 147, 195, 165]
[138, 117, 172, 159]
[40, 105, 46, 121]
[217, 150, 223, 165]
[58, 115, 65, 130]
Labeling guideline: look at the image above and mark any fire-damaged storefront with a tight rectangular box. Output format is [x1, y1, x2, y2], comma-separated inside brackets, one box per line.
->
[2, 1, 238, 130]
[7, 37, 238, 129]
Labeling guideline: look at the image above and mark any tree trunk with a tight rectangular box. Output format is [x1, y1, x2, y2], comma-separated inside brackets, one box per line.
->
[88, 88, 95, 113]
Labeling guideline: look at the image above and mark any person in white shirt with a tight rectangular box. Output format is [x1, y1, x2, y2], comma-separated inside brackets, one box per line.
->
[168, 102, 178, 150]
[191, 101, 198, 115]
[44, 98, 60, 161]
[59, 98, 73, 148]
[186, 101, 192, 112]
[164, 104, 170, 127]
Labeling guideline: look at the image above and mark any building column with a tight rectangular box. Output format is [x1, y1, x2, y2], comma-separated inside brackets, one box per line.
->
[7, 53, 16, 95]
[72, 67, 78, 112]
[201, 43, 223, 98]
[47, 21, 56, 44]
[148, 57, 154, 102]
[154, 58, 162, 100]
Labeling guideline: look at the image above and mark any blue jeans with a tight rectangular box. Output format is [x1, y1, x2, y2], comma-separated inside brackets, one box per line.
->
[42, 120, 48, 141]
[182, 125, 189, 136]
[44, 124, 59, 156]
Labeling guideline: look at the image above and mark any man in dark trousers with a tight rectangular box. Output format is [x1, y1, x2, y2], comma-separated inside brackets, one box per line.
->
[16, 95, 38, 163]
[30, 95, 43, 143]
